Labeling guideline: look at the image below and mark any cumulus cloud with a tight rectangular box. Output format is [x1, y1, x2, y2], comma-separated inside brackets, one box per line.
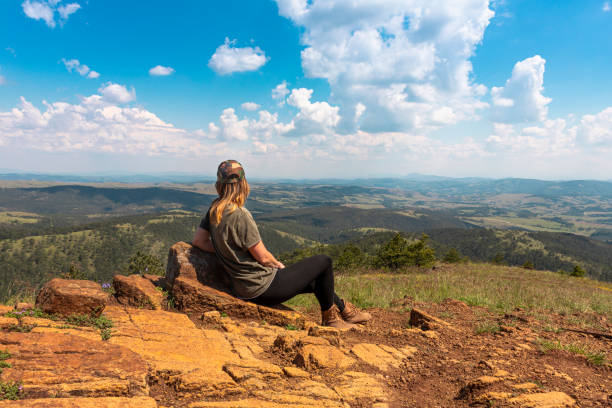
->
[287, 88, 340, 136]
[486, 119, 575, 155]
[241, 102, 260, 111]
[149, 65, 175, 76]
[0, 95, 220, 156]
[272, 81, 290, 105]
[62, 58, 100, 79]
[208, 38, 268, 75]
[22, 1, 81, 28]
[578, 107, 612, 145]
[491, 55, 551, 123]
[274, 0, 494, 133]
[98, 83, 136, 104]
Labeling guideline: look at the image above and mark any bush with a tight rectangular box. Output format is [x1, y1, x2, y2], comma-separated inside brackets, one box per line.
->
[522, 260, 535, 270]
[62, 263, 88, 280]
[335, 244, 367, 270]
[373, 233, 436, 269]
[126, 251, 164, 276]
[571, 264, 586, 277]
[443, 248, 465, 264]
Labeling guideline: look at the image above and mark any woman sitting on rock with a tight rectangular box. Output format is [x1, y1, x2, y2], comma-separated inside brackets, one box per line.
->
[192, 160, 371, 330]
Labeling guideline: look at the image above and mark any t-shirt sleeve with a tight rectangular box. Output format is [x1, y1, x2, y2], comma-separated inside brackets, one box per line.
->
[238, 209, 261, 250]
[199, 209, 211, 231]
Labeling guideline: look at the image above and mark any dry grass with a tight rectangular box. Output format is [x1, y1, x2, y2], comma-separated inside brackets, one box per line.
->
[285, 263, 612, 320]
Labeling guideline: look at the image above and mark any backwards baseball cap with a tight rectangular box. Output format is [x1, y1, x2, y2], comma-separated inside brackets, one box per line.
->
[217, 160, 245, 184]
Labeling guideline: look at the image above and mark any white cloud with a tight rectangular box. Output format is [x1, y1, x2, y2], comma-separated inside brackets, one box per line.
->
[287, 88, 340, 136]
[62, 58, 100, 79]
[604, 2, 611, 12]
[274, 0, 494, 133]
[272, 81, 290, 105]
[22, 1, 81, 28]
[486, 119, 575, 155]
[491, 55, 551, 123]
[252, 141, 279, 154]
[241, 102, 260, 111]
[149, 65, 175, 76]
[578, 107, 612, 145]
[57, 2, 80, 20]
[0, 95, 219, 156]
[98, 83, 136, 104]
[208, 38, 268, 75]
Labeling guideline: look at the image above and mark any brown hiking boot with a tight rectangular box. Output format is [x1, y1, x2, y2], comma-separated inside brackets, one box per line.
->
[341, 300, 372, 324]
[322, 304, 356, 330]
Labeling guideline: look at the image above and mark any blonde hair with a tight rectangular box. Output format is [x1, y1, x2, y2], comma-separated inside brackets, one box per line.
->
[210, 177, 250, 225]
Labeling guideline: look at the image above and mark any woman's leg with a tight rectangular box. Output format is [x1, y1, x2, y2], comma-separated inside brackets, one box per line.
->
[252, 254, 343, 311]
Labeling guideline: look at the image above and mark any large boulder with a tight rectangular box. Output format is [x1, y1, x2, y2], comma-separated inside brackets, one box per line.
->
[35, 278, 108, 317]
[113, 274, 164, 310]
[167, 241, 309, 328]
[165, 241, 230, 292]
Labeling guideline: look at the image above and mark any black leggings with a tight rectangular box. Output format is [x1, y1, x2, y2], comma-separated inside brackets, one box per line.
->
[251, 254, 344, 311]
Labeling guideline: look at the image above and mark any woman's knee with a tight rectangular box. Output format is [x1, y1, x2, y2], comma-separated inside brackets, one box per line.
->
[312, 254, 332, 269]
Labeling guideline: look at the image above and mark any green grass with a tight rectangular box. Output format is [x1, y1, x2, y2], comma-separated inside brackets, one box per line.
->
[285, 263, 612, 320]
[0, 381, 22, 400]
[537, 339, 608, 365]
[474, 321, 501, 334]
[63, 314, 113, 341]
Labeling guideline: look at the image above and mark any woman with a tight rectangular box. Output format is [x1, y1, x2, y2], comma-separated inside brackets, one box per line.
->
[192, 160, 371, 329]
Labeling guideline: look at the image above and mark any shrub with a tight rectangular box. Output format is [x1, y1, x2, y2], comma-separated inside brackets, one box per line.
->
[62, 263, 88, 280]
[443, 248, 465, 264]
[335, 244, 367, 270]
[373, 233, 436, 269]
[522, 260, 535, 270]
[127, 251, 164, 276]
[571, 264, 586, 277]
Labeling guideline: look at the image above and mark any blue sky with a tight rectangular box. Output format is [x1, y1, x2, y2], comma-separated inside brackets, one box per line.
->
[1, 0, 611, 180]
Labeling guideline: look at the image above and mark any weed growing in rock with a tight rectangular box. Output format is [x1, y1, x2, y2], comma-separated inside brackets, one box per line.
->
[474, 321, 501, 334]
[100, 328, 112, 341]
[101, 282, 114, 294]
[0, 381, 22, 400]
[64, 314, 113, 340]
[5, 308, 58, 321]
[0, 350, 11, 374]
[4, 323, 36, 333]
[285, 324, 299, 331]
[537, 339, 608, 365]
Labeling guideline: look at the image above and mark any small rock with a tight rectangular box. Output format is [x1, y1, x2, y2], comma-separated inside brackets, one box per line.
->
[113, 274, 164, 310]
[508, 391, 576, 407]
[294, 344, 354, 370]
[15, 302, 34, 311]
[283, 366, 310, 378]
[513, 382, 539, 390]
[35, 278, 108, 317]
[409, 308, 451, 331]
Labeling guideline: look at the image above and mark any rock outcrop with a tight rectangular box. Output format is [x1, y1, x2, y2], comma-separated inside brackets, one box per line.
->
[165, 241, 229, 292]
[35, 278, 108, 317]
[167, 242, 309, 329]
[113, 274, 164, 310]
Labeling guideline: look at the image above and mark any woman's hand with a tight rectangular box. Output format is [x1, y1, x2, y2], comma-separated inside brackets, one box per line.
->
[249, 241, 284, 269]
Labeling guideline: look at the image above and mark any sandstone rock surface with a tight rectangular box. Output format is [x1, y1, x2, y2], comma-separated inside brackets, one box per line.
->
[0, 397, 157, 407]
[113, 274, 164, 309]
[35, 278, 107, 317]
[0, 331, 148, 398]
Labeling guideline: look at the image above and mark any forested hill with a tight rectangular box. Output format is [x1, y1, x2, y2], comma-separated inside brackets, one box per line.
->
[0, 181, 611, 303]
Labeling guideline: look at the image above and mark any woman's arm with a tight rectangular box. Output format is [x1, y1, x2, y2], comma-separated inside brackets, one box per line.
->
[192, 227, 215, 253]
[248, 241, 285, 269]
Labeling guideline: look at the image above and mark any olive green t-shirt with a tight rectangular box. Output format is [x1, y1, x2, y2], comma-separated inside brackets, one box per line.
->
[200, 206, 276, 299]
